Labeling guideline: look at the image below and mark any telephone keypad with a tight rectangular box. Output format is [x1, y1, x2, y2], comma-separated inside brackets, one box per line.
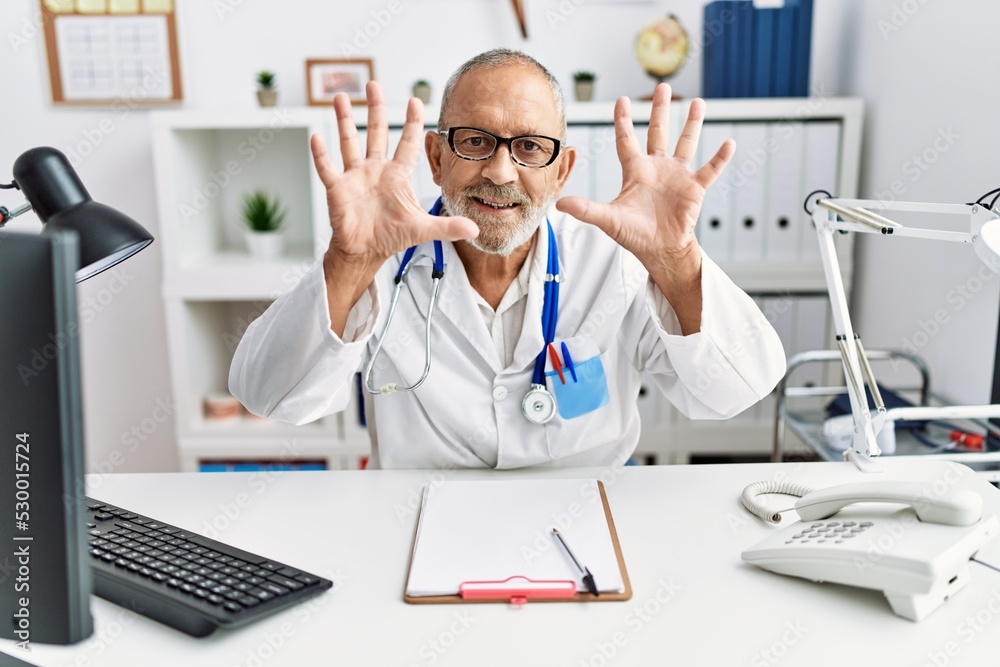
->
[788, 520, 873, 544]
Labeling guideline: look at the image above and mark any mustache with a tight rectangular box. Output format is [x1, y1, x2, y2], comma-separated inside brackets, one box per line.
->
[461, 183, 531, 206]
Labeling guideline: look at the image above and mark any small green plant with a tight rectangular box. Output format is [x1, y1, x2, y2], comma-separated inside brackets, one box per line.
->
[572, 71, 596, 82]
[256, 70, 276, 90]
[414, 79, 430, 87]
[241, 189, 286, 232]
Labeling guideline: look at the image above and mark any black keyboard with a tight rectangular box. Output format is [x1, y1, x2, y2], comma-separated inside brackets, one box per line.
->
[85, 497, 333, 638]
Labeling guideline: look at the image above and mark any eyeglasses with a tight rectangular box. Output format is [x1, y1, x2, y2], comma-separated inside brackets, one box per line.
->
[439, 127, 561, 168]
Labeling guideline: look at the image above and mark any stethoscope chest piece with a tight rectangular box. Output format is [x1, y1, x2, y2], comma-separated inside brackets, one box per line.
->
[522, 384, 556, 424]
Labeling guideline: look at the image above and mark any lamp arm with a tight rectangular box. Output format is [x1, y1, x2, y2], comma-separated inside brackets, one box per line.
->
[814, 206, 884, 472]
[0, 201, 33, 227]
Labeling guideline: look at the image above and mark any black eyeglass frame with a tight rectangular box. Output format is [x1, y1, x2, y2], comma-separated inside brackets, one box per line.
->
[439, 127, 562, 168]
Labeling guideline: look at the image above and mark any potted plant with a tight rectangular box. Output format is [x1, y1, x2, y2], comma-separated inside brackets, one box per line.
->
[412, 79, 432, 104]
[256, 70, 278, 107]
[572, 71, 596, 102]
[241, 189, 286, 259]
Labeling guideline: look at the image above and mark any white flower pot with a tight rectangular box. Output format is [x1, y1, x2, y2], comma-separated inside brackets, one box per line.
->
[244, 230, 284, 259]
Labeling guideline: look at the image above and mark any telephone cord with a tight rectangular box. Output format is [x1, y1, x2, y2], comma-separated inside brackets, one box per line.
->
[741, 480, 816, 524]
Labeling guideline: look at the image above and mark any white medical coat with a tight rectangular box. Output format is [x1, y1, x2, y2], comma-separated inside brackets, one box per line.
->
[229, 209, 786, 469]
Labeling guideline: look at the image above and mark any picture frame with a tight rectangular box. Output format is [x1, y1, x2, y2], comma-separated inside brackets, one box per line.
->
[305, 58, 374, 106]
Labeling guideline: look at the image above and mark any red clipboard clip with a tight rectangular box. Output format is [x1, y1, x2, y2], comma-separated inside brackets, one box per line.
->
[459, 576, 577, 605]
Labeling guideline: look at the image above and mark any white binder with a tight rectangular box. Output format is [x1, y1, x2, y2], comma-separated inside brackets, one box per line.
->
[731, 123, 769, 262]
[800, 122, 841, 261]
[764, 122, 806, 261]
[697, 122, 734, 262]
[792, 295, 831, 389]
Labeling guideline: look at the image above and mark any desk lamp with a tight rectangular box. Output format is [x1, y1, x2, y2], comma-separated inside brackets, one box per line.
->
[0, 147, 154, 645]
[808, 191, 1000, 472]
[0, 147, 153, 281]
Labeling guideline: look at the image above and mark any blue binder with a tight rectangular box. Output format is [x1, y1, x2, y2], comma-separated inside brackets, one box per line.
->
[773, 3, 799, 97]
[791, 0, 814, 95]
[703, 1, 729, 98]
[753, 8, 777, 97]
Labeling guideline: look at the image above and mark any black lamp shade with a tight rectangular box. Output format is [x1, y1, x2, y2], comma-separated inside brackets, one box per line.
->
[13, 147, 153, 281]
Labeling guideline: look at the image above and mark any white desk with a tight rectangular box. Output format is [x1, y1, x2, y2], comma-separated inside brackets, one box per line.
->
[4, 460, 1000, 667]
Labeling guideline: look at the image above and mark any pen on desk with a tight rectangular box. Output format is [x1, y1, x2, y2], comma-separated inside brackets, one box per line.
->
[552, 527, 598, 596]
[560, 341, 577, 383]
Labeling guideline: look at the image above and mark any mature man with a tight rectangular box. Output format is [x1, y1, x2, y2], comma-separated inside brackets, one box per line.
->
[230, 49, 785, 469]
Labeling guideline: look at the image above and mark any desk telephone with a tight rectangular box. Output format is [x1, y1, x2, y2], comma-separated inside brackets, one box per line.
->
[740, 480, 1000, 621]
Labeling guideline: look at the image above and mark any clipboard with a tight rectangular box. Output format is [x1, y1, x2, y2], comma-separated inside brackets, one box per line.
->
[403, 480, 632, 604]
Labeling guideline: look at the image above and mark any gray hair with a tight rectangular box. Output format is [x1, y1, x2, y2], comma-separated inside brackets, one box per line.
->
[438, 49, 565, 139]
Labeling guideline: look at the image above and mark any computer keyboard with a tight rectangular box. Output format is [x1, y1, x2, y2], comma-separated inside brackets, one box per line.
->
[85, 497, 333, 638]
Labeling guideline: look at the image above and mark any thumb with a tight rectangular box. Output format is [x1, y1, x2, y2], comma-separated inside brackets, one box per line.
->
[420, 213, 480, 244]
[556, 196, 617, 236]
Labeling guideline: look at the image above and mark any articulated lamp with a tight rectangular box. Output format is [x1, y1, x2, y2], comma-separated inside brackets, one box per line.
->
[809, 191, 1000, 472]
[0, 147, 153, 645]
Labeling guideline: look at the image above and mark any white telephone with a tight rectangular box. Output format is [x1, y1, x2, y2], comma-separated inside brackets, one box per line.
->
[741, 480, 1000, 621]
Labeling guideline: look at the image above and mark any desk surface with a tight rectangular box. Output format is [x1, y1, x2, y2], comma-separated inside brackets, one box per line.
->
[5, 460, 1000, 667]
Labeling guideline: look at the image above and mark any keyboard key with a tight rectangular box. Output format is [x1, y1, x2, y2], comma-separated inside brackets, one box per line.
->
[262, 583, 289, 597]
[294, 574, 319, 586]
[207, 594, 224, 605]
[94, 513, 114, 521]
[235, 595, 260, 608]
[223, 602, 243, 613]
[87, 503, 106, 511]
[276, 567, 302, 579]
[130, 517, 149, 525]
[268, 576, 303, 591]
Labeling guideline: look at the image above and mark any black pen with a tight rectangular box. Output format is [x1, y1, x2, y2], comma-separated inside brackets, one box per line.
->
[552, 527, 599, 596]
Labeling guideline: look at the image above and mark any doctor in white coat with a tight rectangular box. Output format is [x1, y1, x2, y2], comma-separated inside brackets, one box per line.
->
[230, 49, 785, 469]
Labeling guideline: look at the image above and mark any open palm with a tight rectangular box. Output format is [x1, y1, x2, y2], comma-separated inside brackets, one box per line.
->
[556, 83, 734, 272]
[311, 81, 478, 270]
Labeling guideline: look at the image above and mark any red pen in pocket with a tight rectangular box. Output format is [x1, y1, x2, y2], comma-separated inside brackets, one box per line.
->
[548, 343, 566, 384]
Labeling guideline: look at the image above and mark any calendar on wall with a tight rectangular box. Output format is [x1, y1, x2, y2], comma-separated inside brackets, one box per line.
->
[40, 0, 183, 105]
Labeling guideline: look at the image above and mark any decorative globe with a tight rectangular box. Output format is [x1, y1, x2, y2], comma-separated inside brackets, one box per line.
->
[635, 14, 689, 81]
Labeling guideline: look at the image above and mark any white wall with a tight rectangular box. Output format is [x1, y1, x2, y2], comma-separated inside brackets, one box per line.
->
[812, 0, 1000, 406]
[1, 0, 997, 473]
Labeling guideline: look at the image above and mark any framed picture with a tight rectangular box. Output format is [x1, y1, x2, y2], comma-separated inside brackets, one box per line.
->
[306, 58, 374, 106]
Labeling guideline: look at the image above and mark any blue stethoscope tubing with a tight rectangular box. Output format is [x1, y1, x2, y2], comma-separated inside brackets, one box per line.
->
[363, 196, 561, 424]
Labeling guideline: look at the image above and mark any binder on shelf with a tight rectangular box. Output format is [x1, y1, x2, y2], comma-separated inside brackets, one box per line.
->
[736, 1, 756, 98]
[764, 121, 806, 261]
[792, 295, 831, 389]
[773, 3, 799, 97]
[791, 0, 815, 95]
[696, 122, 735, 261]
[730, 123, 768, 262]
[403, 478, 631, 604]
[702, 1, 730, 98]
[752, 8, 777, 98]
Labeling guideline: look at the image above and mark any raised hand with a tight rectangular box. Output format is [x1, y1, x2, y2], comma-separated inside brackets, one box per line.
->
[311, 81, 478, 333]
[555, 82, 734, 333]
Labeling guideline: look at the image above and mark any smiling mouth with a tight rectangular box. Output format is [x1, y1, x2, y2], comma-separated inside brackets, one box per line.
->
[473, 197, 521, 210]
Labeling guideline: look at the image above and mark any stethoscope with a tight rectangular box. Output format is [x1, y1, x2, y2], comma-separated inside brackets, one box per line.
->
[363, 197, 562, 425]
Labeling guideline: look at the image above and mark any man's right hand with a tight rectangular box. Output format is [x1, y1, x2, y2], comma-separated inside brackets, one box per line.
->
[310, 81, 478, 335]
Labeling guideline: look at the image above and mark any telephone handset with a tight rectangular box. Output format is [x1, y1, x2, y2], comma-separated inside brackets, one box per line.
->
[741, 480, 1000, 621]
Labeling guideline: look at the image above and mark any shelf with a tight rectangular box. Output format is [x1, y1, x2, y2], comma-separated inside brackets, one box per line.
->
[164, 248, 319, 299]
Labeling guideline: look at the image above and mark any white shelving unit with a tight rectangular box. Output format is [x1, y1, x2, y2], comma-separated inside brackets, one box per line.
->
[151, 98, 863, 471]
